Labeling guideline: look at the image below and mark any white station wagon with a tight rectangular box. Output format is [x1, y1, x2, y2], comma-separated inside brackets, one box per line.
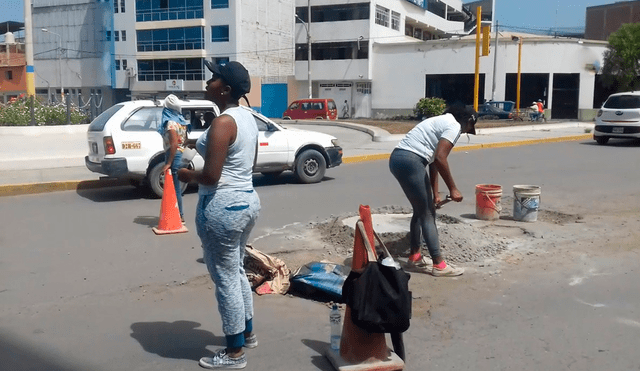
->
[85, 98, 343, 197]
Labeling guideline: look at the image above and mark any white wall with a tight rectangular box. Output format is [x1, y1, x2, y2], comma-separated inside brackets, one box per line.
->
[371, 36, 608, 116]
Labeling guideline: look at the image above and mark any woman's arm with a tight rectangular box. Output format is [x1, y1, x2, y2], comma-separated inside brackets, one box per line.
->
[429, 163, 440, 205]
[432, 138, 463, 202]
[178, 115, 237, 186]
[162, 129, 179, 173]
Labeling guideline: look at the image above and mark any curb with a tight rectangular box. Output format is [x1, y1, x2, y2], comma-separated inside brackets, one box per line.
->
[0, 133, 594, 197]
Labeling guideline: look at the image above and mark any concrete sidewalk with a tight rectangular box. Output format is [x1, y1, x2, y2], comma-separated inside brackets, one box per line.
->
[0, 120, 595, 195]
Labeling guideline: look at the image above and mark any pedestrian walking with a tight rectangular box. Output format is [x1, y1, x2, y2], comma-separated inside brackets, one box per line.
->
[178, 61, 260, 369]
[388, 105, 477, 277]
[158, 94, 191, 223]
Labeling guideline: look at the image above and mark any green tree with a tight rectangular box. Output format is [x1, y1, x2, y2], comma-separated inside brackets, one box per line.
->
[601, 23, 640, 92]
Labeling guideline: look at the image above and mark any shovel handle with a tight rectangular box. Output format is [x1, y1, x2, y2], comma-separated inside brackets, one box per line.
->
[436, 195, 452, 209]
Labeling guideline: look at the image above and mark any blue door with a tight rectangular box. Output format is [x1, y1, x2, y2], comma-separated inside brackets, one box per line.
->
[261, 83, 288, 118]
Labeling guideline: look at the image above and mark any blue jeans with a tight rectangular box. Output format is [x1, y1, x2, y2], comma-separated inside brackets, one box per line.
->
[388, 148, 441, 259]
[165, 150, 184, 218]
[196, 188, 261, 349]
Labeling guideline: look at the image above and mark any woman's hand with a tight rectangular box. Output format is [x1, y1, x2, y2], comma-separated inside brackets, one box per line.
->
[450, 187, 463, 202]
[162, 163, 171, 174]
[433, 193, 442, 206]
[177, 168, 191, 183]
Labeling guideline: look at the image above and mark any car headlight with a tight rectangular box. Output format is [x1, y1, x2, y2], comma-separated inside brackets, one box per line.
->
[597, 109, 603, 117]
[331, 139, 340, 147]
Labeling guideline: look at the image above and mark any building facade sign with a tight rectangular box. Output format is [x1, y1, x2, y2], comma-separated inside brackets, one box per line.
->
[166, 79, 184, 91]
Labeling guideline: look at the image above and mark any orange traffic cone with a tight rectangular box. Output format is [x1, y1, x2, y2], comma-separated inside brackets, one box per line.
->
[152, 170, 188, 235]
[325, 205, 404, 370]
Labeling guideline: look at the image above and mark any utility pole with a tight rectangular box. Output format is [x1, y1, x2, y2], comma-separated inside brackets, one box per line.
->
[42, 28, 63, 102]
[24, 0, 36, 125]
[491, 21, 499, 101]
[295, 6, 312, 99]
[473, 6, 481, 112]
[307, 0, 312, 98]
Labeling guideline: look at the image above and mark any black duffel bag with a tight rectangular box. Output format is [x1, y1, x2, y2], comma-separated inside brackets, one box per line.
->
[342, 230, 411, 334]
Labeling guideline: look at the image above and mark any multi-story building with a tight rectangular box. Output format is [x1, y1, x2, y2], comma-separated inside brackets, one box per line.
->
[294, 0, 476, 118]
[585, 1, 640, 41]
[33, 0, 295, 117]
[0, 31, 27, 104]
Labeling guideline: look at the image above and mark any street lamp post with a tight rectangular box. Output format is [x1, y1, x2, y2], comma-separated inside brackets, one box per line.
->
[512, 35, 523, 113]
[41, 28, 63, 102]
[295, 13, 312, 99]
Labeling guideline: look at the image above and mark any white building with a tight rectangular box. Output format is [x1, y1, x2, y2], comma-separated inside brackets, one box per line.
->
[294, 0, 476, 118]
[33, 0, 295, 117]
[372, 33, 608, 120]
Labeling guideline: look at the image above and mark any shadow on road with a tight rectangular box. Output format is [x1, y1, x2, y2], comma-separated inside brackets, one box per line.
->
[130, 320, 224, 361]
[0, 331, 88, 371]
[300, 338, 334, 371]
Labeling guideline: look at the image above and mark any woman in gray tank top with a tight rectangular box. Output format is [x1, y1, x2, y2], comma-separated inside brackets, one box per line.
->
[178, 61, 259, 370]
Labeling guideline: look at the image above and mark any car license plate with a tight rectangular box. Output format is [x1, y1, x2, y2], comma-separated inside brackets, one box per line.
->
[122, 141, 141, 150]
[612, 127, 624, 134]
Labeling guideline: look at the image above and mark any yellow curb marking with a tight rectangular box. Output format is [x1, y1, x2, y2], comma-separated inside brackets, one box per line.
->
[0, 134, 594, 196]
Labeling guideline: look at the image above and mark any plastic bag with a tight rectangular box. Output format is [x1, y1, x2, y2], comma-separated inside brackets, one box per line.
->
[290, 262, 350, 302]
[244, 245, 290, 295]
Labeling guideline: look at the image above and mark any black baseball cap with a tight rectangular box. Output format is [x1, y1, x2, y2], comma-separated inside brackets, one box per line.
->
[204, 60, 251, 98]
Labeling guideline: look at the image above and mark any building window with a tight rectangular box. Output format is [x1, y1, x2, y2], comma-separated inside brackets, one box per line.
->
[114, 0, 118, 13]
[391, 11, 400, 31]
[413, 28, 422, 39]
[121, 0, 125, 13]
[115, 59, 121, 70]
[211, 0, 229, 9]
[137, 58, 205, 81]
[5, 71, 12, 80]
[121, 30, 127, 41]
[114, 31, 120, 41]
[137, 27, 204, 52]
[211, 25, 229, 42]
[296, 41, 368, 61]
[106, 30, 111, 41]
[136, 0, 204, 22]
[212, 57, 229, 65]
[295, 3, 370, 23]
[122, 59, 128, 70]
[375, 5, 390, 27]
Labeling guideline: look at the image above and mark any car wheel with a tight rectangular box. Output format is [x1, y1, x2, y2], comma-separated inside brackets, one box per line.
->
[595, 136, 609, 145]
[148, 161, 189, 198]
[282, 116, 291, 120]
[261, 171, 283, 179]
[295, 149, 326, 184]
[315, 116, 324, 120]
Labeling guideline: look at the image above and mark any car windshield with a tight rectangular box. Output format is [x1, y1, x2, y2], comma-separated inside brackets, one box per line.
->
[604, 95, 640, 109]
[88, 104, 124, 131]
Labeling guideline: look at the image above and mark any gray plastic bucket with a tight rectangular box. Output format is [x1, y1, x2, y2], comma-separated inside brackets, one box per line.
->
[513, 185, 541, 222]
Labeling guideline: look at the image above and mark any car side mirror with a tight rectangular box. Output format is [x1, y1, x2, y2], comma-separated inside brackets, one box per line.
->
[266, 123, 278, 132]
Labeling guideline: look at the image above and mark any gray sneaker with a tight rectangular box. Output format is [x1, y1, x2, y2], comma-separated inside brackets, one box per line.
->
[404, 256, 433, 274]
[199, 349, 247, 369]
[432, 262, 464, 277]
[244, 333, 258, 349]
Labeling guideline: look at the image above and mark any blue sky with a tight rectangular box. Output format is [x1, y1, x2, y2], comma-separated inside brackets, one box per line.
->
[0, 0, 618, 32]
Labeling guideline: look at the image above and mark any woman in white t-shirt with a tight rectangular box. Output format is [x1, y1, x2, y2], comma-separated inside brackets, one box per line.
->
[389, 105, 477, 277]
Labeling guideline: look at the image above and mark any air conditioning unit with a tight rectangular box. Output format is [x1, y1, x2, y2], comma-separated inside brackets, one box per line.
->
[126, 67, 136, 77]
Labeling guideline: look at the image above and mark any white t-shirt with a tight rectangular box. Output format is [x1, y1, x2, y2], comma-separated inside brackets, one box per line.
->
[395, 113, 461, 164]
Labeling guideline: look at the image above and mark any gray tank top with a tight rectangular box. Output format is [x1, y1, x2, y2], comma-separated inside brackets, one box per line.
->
[196, 106, 258, 194]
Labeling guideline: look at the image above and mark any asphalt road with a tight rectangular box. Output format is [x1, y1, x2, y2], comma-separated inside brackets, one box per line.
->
[1, 139, 639, 370]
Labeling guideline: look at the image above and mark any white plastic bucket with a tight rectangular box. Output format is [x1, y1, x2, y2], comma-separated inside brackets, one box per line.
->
[513, 185, 541, 222]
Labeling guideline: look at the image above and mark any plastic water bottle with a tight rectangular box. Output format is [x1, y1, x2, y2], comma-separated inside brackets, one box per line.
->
[330, 304, 341, 351]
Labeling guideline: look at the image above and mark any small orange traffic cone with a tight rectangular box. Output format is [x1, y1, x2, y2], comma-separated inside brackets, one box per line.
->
[152, 170, 188, 235]
[325, 205, 404, 370]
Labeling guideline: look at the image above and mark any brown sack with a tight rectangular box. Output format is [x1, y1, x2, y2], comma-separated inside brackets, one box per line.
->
[244, 245, 291, 295]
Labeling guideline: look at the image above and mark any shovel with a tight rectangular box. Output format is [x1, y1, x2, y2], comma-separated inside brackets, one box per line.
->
[436, 195, 452, 209]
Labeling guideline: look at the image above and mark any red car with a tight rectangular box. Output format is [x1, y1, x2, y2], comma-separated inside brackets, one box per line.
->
[282, 98, 338, 120]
